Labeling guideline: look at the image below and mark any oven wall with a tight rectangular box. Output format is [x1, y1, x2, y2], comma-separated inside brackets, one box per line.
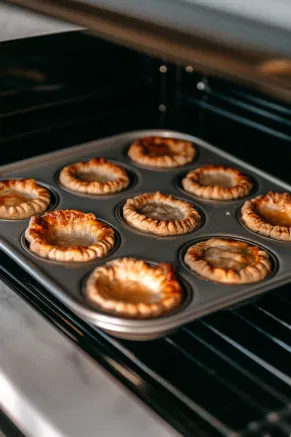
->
[0, 32, 162, 164]
[1, 30, 291, 185]
[168, 68, 291, 182]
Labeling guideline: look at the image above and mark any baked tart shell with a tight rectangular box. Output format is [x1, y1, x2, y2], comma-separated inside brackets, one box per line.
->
[85, 258, 183, 318]
[241, 191, 291, 241]
[182, 165, 253, 200]
[59, 157, 130, 195]
[123, 191, 201, 236]
[25, 209, 115, 262]
[0, 178, 51, 220]
[128, 136, 196, 168]
[184, 238, 272, 284]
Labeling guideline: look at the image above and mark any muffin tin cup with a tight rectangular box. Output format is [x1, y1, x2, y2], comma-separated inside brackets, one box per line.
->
[115, 195, 206, 238]
[0, 129, 291, 340]
[55, 160, 139, 199]
[20, 219, 122, 268]
[0, 179, 60, 221]
[81, 263, 194, 322]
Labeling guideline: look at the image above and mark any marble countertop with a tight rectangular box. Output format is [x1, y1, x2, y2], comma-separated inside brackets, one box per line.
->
[0, 281, 179, 437]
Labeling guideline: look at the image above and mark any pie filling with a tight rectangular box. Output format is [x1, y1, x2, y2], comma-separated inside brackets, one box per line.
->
[0, 191, 32, 207]
[255, 204, 291, 226]
[144, 143, 173, 157]
[76, 170, 115, 182]
[95, 277, 161, 304]
[203, 246, 255, 272]
[138, 202, 185, 220]
[198, 173, 234, 188]
[48, 231, 96, 248]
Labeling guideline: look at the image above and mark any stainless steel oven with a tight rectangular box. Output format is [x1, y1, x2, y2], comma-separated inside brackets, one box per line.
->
[1, 2, 291, 436]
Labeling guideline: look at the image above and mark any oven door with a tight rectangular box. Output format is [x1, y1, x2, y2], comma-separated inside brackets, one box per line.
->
[4, 0, 291, 102]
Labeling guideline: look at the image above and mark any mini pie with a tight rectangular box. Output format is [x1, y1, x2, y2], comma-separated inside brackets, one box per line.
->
[128, 136, 196, 168]
[59, 158, 130, 195]
[25, 209, 115, 262]
[123, 191, 201, 236]
[85, 257, 182, 318]
[241, 191, 291, 241]
[182, 165, 253, 200]
[184, 238, 272, 284]
[0, 178, 50, 220]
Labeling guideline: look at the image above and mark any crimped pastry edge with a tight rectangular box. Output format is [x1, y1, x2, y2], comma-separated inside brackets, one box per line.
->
[184, 237, 272, 284]
[182, 165, 253, 200]
[123, 191, 201, 236]
[59, 157, 130, 195]
[128, 136, 196, 168]
[25, 209, 115, 262]
[241, 191, 291, 241]
[85, 257, 182, 318]
[0, 178, 51, 220]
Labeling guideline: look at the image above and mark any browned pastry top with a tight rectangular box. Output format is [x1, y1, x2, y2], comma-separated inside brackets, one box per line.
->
[182, 165, 253, 200]
[25, 209, 115, 262]
[123, 191, 201, 236]
[85, 257, 182, 318]
[241, 191, 291, 241]
[184, 238, 271, 284]
[128, 136, 196, 168]
[59, 157, 130, 195]
[0, 178, 50, 219]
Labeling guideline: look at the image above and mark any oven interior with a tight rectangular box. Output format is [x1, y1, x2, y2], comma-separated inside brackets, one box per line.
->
[1, 31, 291, 437]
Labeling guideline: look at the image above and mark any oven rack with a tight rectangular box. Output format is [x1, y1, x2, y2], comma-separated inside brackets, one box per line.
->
[1, 252, 291, 437]
[1, 31, 291, 437]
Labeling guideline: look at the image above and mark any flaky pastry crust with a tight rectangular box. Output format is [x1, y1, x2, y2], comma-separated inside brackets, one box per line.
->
[123, 191, 201, 236]
[25, 209, 115, 262]
[128, 136, 196, 168]
[184, 238, 271, 284]
[59, 158, 130, 195]
[241, 191, 291, 241]
[182, 165, 252, 200]
[85, 257, 182, 318]
[0, 178, 50, 220]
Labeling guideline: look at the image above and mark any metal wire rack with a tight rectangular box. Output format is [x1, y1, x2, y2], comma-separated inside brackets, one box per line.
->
[1, 31, 291, 437]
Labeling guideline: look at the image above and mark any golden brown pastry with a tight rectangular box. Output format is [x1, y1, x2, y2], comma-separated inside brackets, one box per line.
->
[241, 191, 291, 241]
[59, 158, 130, 195]
[25, 209, 115, 262]
[123, 191, 201, 236]
[184, 238, 271, 284]
[0, 178, 50, 220]
[128, 136, 196, 168]
[182, 165, 252, 200]
[85, 257, 182, 318]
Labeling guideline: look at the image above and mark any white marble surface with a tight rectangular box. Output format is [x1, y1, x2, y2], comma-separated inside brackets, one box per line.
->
[0, 281, 179, 437]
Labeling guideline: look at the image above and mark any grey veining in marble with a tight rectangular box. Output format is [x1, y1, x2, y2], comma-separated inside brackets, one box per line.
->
[0, 281, 180, 437]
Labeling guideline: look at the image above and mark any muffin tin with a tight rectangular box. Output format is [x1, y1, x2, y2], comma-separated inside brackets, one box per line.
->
[1, 129, 291, 340]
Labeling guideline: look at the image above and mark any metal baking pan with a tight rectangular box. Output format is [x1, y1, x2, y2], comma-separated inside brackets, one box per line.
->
[1, 130, 291, 340]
